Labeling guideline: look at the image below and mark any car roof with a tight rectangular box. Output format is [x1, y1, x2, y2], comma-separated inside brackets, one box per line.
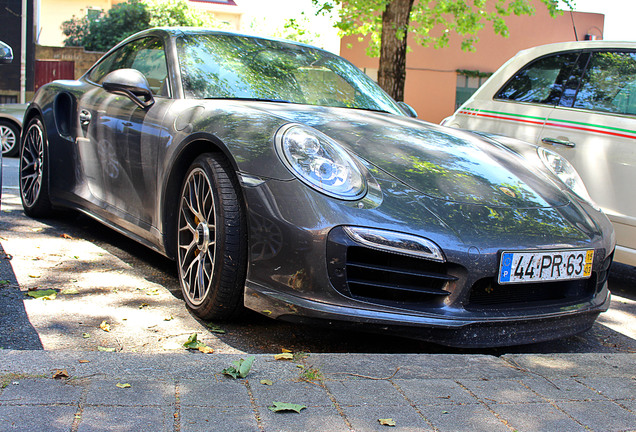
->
[116, 27, 325, 52]
[514, 40, 636, 58]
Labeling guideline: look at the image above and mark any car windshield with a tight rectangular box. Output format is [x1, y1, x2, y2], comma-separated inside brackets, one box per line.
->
[176, 32, 404, 115]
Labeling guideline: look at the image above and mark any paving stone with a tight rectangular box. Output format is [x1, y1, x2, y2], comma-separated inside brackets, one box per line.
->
[179, 380, 251, 407]
[310, 354, 524, 380]
[0, 405, 76, 431]
[77, 406, 173, 432]
[249, 379, 333, 407]
[325, 379, 405, 407]
[259, 406, 347, 432]
[418, 403, 510, 432]
[84, 379, 174, 407]
[577, 377, 636, 400]
[180, 406, 259, 432]
[459, 378, 544, 404]
[618, 399, 636, 412]
[394, 379, 478, 406]
[0, 378, 82, 405]
[493, 402, 587, 432]
[503, 353, 636, 378]
[341, 405, 434, 432]
[556, 400, 636, 432]
[520, 377, 605, 401]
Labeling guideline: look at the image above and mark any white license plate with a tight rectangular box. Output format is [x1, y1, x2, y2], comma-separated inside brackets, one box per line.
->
[498, 249, 594, 284]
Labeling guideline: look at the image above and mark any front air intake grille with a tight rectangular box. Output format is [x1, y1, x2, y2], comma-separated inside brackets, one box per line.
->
[344, 246, 456, 304]
[467, 275, 597, 310]
[326, 227, 458, 308]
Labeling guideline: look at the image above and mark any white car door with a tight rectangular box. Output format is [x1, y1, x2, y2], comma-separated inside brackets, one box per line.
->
[539, 50, 636, 264]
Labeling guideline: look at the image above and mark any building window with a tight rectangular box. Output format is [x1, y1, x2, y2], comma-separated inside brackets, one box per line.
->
[86, 7, 102, 20]
[0, 95, 17, 103]
[455, 70, 491, 109]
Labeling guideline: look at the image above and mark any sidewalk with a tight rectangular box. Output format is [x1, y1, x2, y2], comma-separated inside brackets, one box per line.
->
[0, 351, 634, 432]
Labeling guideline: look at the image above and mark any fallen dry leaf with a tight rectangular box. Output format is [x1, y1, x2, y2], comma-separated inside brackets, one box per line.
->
[52, 369, 69, 379]
[378, 418, 396, 427]
[260, 379, 273, 386]
[281, 348, 292, 353]
[61, 233, 74, 239]
[198, 345, 214, 354]
[61, 288, 79, 295]
[274, 353, 293, 361]
[116, 383, 131, 388]
[78, 360, 90, 364]
[99, 321, 111, 332]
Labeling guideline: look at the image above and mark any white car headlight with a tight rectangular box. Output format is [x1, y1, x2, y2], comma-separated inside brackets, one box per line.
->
[538, 147, 597, 208]
[276, 124, 366, 200]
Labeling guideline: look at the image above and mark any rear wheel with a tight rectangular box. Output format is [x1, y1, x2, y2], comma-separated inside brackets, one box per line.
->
[176, 153, 247, 320]
[0, 119, 20, 157]
[20, 117, 53, 218]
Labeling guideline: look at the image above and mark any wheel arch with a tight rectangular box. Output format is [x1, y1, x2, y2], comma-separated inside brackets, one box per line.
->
[21, 104, 44, 137]
[160, 133, 245, 260]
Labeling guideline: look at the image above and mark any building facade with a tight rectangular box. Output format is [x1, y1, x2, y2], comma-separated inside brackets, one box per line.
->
[340, 5, 605, 123]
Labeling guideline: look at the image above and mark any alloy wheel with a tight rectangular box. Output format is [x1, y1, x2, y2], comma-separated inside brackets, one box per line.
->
[0, 124, 16, 155]
[177, 167, 217, 306]
[20, 122, 44, 207]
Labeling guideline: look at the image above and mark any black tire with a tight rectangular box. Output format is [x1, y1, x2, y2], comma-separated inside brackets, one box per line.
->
[20, 117, 53, 218]
[176, 153, 247, 320]
[0, 119, 20, 157]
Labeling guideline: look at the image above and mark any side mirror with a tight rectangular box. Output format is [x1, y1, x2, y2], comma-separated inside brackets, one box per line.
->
[102, 68, 154, 109]
[397, 101, 418, 118]
[0, 41, 13, 64]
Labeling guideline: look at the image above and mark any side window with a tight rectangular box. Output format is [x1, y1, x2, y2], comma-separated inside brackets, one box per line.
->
[87, 44, 136, 84]
[87, 37, 170, 97]
[495, 52, 579, 105]
[573, 51, 636, 115]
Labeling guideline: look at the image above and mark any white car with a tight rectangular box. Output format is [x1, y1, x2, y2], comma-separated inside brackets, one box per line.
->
[443, 41, 636, 266]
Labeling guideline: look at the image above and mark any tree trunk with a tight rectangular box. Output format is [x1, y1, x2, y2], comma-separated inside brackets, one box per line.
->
[378, 0, 414, 101]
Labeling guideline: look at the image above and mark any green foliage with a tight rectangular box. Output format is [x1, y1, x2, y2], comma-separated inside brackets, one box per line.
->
[268, 401, 307, 413]
[313, 0, 572, 57]
[26, 289, 57, 300]
[61, 0, 226, 52]
[222, 356, 255, 379]
[456, 69, 492, 79]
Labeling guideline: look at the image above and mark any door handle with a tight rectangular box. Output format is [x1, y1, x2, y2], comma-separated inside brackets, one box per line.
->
[541, 137, 575, 147]
[79, 110, 91, 126]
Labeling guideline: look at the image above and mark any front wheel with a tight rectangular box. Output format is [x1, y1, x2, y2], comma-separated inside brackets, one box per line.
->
[176, 153, 247, 320]
[20, 117, 53, 218]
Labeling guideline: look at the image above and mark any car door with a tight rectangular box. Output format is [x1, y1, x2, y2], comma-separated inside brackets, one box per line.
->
[77, 36, 171, 238]
[539, 50, 636, 258]
[456, 51, 581, 144]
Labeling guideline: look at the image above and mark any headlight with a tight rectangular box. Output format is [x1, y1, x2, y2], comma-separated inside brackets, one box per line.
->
[538, 147, 597, 207]
[276, 124, 366, 200]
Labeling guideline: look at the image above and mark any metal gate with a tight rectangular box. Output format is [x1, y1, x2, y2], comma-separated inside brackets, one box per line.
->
[35, 60, 74, 91]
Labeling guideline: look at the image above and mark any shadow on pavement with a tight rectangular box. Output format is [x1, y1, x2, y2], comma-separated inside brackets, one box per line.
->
[0, 242, 43, 349]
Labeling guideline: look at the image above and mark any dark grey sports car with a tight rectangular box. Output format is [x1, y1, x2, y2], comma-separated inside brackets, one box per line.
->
[20, 28, 615, 347]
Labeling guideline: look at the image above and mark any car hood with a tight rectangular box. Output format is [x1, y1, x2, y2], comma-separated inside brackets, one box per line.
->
[252, 104, 568, 209]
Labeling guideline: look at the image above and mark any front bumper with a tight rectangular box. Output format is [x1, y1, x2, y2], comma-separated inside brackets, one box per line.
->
[244, 280, 611, 348]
